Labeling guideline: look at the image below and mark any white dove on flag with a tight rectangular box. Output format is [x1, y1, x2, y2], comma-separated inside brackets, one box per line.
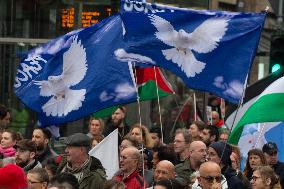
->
[34, 36, 87, 117]
[149, 14, 229, 77]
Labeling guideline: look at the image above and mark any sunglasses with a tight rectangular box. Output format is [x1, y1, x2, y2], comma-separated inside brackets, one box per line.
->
[200, 175, 223, 183]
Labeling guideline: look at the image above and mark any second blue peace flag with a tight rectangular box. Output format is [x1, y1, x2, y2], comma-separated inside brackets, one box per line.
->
[120, 0, 266, 104]
[14, 15, 138, 126]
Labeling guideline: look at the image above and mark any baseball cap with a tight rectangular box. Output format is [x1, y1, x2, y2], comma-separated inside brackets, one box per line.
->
[63, 133, 90, 147]
[262, 142, 278, 155]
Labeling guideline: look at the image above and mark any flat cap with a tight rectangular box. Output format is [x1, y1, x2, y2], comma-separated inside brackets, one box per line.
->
[64, 133, 90, 147]
[15, 139, 37, 152]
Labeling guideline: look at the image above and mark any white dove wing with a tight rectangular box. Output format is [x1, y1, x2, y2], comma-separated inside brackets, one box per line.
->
[62, 37, 87, 87]
[149, 14, 178, 47]
[185, 18, 229, 53]
[34, 80, 54, 97]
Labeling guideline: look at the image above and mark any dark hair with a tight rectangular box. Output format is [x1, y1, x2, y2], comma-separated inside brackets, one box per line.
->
[255, 166, 279, 189]
[244, 148, 267, 179]
[155, 179, 184, 189]
[28, 168, 49, 183]
[49, 173, 79, 189]
[103, 179, 125, 189]
[175, 128, 192, 144]
[153, 145, 177, 165]
[190, 121, 206, 131]
[0, 104, 9, 119]
[34, 128, 52, 139]
[91, 135, 104, 144]
[204, 125, 219, 141]
[150, 126, 162, 139]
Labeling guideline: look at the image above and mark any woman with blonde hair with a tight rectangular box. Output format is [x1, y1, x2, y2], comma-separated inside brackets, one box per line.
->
[87, 117, 104, 139]
[130, 124, 154, 149]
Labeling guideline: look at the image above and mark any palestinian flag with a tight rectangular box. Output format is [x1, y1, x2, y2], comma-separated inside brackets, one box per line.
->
[228, 70, 284, 145]
[93, 67, 175, 118]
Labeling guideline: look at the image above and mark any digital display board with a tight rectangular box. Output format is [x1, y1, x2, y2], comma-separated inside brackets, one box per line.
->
[61, 5, 113, 29]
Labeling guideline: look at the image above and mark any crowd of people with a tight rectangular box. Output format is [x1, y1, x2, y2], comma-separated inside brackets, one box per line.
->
[1, 104, 284, 189]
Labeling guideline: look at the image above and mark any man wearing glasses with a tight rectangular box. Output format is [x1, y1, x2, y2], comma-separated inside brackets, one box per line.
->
[27, 168, 49, 189]
[198, 161, 222, 189]
[173, 129, 191, 163]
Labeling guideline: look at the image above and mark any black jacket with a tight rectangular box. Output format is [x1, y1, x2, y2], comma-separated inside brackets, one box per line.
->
[273, 161, 284, 188]
[222, 166, 246, 189]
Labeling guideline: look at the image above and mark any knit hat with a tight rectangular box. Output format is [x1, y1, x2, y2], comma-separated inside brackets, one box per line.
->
[209, 141, 232, 166]
[0, 164, 28, 189]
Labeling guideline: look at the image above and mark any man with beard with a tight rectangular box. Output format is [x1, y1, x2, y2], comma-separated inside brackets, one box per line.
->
[200, 125, 219, 147]
[15, 139, 42, 172]
[103, 106, 130, 143]
[32, 128, 57, 166]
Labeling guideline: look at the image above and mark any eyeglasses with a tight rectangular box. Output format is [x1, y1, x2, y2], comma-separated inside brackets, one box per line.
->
[27, 180, 43, 184]
[200, 176, 223, 183]
[251, 176, 262, 182]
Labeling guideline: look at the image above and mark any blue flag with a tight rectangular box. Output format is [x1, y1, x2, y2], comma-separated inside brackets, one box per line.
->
[14, 14, 138, 126]
[120, 1, 266, 104]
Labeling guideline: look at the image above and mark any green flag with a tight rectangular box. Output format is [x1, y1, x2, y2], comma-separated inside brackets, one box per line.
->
[229, 76, 284, 144]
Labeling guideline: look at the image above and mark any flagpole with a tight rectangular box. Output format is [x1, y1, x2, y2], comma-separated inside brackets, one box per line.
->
[129, 62, 142, 126]
[193, 92, 197, 121]
[254, 123, 266, 148]
[220, 74, 249, 161]
[131, 63, 146, 188]
[153, 66, 164, 143]
[170, 95, 192, 137]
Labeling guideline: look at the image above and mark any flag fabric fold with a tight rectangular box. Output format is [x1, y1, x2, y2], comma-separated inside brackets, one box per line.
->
[229, 76, 284, 145]
[14, 14, 138, 126]
[120, 0, 266, 104]
[89, 129, 119, 179]
[136, 67, 175, 100]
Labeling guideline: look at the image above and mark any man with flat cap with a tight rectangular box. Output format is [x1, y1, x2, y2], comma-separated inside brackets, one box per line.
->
[57, 133, 106, 189]
[263, 142, 284, 188]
